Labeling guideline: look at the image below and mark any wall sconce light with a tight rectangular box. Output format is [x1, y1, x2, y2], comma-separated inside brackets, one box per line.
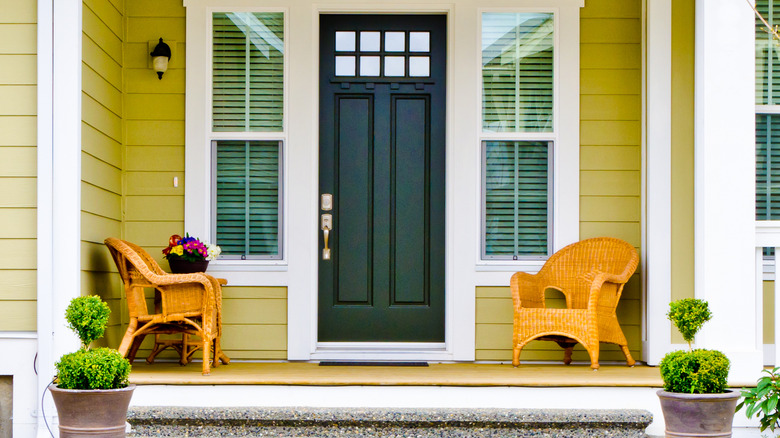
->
[150, 38, 172, 80]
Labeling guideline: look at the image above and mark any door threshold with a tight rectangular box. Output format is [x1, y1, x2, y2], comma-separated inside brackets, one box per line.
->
[312, 342, 451, 361]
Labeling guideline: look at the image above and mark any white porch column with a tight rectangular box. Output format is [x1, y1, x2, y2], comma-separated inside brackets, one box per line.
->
[644, 0, 673, 366]
[37, 0, 82, 434]
[694, 0, 762, 381]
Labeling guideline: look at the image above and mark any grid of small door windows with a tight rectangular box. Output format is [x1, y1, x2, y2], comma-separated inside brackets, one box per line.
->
[334, 30, 431, 77]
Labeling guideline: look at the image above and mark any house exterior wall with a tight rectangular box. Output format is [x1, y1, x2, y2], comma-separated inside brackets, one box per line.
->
[123, 0, 288, 360]
[81, 0, 125, 346]
[0, 0, 37, 332]
[474, 0, 643, 362]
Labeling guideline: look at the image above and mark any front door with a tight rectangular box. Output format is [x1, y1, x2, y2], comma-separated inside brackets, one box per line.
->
[318, 15, 446, 343]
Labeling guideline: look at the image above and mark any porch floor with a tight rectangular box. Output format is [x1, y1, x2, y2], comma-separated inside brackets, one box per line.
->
[128, 361, 664, 387]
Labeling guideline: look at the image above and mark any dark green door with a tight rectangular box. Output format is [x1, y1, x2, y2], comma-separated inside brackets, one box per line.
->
[318, 15, 446, 342]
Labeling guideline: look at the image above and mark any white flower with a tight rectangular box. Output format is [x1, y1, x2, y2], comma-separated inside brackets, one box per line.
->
[206, 244, 222, 261]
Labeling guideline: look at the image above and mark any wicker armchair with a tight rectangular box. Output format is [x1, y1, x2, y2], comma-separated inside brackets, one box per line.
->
[511, 237, 639, 370]
[105, 237, 229, 375]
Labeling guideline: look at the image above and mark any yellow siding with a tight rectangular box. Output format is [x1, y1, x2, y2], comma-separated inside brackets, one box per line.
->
[671, 0, 695, 300]
[0, 0, 36, 331]
[132, 287, 289, 361]
[475, 0, 643, 361]
[82, 0, 124, 342]
[669, 0, 695, 344]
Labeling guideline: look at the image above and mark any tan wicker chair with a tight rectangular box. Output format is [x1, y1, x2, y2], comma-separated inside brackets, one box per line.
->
[105, 237, 230, 375]
[511, 237, 639, 370]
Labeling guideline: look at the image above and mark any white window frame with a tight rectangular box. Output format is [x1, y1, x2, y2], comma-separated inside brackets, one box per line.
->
[475, 6, 579, 279]
[185, 5, 290, 276]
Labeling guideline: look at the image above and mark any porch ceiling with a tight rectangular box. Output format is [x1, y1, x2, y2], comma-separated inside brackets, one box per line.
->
[129, 362, 665, 387]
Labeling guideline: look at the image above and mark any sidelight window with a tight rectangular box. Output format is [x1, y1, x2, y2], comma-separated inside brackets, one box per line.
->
[210, 11, 286, 259]
[481, 12, 555, 260]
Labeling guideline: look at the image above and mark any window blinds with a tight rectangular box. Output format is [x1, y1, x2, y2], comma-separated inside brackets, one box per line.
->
[756, 0, 780, 105]
[213, 12, 284, 132]
[482, 13, 553, 133]
[483, 141, 550, 258]
[213, 140, 282, 259]
[757, 115, 780, 221]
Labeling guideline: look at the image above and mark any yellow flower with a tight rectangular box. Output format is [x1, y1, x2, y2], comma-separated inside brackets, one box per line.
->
[171, 245, 184, 256]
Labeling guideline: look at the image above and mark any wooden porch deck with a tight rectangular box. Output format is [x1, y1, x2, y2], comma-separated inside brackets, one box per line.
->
[129, 361, 665, 387]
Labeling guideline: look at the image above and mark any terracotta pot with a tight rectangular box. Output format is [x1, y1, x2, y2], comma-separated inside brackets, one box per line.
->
[50, 384, 135, 437]
[657, 389, 740, 437]
[168, 258, 209, 273]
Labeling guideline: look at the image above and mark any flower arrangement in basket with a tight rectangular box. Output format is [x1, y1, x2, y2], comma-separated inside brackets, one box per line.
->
[163, 234, 221, 273]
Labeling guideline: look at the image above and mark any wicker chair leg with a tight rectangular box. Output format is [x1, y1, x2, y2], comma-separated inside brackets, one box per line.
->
[179, 334, 190, 366]
[118, 320, 138, 358]
[512, 346, 521, 367]
[587, 346, 600, 370]
[201, 337, 211, 375]
[563, 346, 574, 365]
[128, 335, 145, 362]
[620, 345, 636, 367]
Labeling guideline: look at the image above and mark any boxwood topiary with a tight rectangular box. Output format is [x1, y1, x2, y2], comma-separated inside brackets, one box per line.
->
[55, 295, 131, 390]
[659, 349, 730, 394]
[65, 295, 110, 348]
[56, 348, 131, 390]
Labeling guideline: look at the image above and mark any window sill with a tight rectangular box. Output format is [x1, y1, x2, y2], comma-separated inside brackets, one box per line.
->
[209, 261, 288, 271]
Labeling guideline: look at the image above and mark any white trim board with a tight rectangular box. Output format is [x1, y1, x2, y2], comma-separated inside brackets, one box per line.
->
[643, 0, 672, 366]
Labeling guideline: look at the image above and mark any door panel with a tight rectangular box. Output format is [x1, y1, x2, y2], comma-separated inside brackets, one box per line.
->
[319, 14, 446, 343]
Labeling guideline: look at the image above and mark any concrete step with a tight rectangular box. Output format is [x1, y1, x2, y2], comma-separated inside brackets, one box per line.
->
[127, 406, 653, 437]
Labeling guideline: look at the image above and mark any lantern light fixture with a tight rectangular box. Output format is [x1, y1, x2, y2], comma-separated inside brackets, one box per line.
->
[150, 38, 172, 80]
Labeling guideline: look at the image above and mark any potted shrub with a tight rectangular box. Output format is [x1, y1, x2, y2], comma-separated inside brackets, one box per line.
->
[737, 366, 780, 434]
[49, 295, 133, 438]
[657, 298, 739, 437]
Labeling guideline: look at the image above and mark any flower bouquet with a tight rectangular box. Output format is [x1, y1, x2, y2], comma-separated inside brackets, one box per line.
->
[163, 234, 221, 273]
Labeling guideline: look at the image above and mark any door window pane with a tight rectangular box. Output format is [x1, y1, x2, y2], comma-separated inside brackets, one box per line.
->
[336, 31, 356, 51]
[335, 56, 356, 76]
[385, 32, 405, 52]
[409, 32, 430, 52]
[409, 56, 430, 77]
[213, 12, 284, 132]
[360, 31, 381, 51]
[213, 140, 283, 259]
[482, 12, 553, 133]
[384, 56, 405, 77]
[483, 141, 551, 259]
[360, 56, 380, 76]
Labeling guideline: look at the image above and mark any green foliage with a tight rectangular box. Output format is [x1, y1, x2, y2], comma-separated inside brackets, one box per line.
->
[65, 295, 110, 348]
[667, 298, 712, 348]
[659, 349, 730, 394]
[55, 348, 131, 390]
[738, 367, 780, 433]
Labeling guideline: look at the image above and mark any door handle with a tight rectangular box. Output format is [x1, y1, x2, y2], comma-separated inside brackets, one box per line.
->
[321, 214, 333, 260]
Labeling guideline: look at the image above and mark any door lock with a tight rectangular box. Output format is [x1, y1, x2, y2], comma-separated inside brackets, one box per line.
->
[321, 214, 333, 260]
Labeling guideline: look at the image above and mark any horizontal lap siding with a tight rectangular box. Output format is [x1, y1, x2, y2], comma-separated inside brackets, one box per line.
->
[124, 0, 288, 359]
[82, 0, 124, 345]
[0, 0, 37, 332]
[475, 0, 643, 362]
[132, 287, 288, 361]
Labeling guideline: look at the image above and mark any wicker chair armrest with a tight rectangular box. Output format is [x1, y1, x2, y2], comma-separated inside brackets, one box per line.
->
[585, 271, 624, 313]
[510, 271, 545, 311]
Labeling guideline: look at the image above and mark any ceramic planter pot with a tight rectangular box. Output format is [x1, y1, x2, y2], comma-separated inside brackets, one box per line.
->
[50, 384, 135, 437]
[657, 389, 740, 437]
[168, 258, 209, 273]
